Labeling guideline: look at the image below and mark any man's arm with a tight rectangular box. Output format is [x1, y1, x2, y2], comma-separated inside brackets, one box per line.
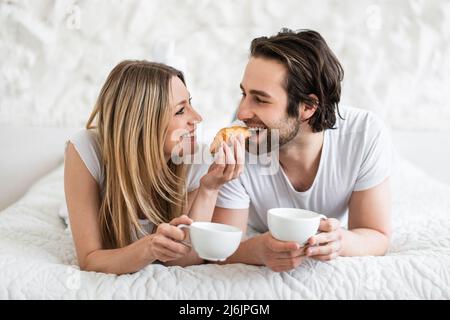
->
[306, 177, 391, 259]
[342, 177, 391, 256]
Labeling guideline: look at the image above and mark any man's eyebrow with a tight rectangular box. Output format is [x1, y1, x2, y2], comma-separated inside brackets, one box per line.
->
[249, 89, 271, 98]
[240, 84, 271, 98]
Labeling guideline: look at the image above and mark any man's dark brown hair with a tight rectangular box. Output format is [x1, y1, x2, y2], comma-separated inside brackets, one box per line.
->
[250, 28, 344, 132]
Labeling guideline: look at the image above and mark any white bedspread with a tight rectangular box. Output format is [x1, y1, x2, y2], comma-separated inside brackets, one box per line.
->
[1, 158, 449, 299]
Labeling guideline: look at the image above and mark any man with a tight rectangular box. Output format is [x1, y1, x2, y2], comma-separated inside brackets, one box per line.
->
[212, 29, 392, 272]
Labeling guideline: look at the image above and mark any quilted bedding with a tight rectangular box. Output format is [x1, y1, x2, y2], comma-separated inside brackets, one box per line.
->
[0, 158, 449, 299]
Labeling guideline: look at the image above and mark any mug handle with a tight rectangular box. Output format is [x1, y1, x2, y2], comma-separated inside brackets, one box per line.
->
[177, 224, 192, 247]
[314, 214, 328, 236]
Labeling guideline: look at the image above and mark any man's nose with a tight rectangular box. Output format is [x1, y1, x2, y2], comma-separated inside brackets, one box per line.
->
[236, 100, 254, 121]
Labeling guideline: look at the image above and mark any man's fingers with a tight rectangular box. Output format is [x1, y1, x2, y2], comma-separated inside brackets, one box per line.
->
[267, 235, 300, 252]
[308, 230, 340, 246]
[275, 247, 306, 259]
[310, 251, 339, 261]
[319, 218, 340, 232]
[306, 241, 341, 256]
[269, 256, 304, 272]
[307, 244, 333, 256]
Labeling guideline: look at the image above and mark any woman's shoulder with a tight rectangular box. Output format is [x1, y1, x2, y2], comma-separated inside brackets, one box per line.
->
[69, 128, 100, 146]
[66, 128, 103, 185]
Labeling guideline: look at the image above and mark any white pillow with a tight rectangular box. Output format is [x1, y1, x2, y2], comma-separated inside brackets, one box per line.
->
[0, 125, 81, 211]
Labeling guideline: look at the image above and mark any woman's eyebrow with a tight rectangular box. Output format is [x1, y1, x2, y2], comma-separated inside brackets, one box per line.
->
[175, 99, 188, 106]
[174, 92, 191, 106]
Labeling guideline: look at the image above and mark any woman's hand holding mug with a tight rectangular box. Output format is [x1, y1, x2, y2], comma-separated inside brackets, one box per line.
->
[148, 215, 193, 262]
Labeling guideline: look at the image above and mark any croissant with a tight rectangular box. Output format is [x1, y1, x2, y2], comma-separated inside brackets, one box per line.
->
[209, 126, 251, 154]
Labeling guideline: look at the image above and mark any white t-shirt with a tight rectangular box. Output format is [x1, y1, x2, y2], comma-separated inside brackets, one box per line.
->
[63, 129, 207, 240]
[215, 106, 394, 232]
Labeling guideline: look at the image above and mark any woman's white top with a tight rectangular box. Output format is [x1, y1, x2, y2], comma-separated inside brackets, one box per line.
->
[61, 129, 207, 241]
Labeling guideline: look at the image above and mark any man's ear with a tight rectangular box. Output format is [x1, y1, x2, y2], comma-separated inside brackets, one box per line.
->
[299, 94, 319, 121]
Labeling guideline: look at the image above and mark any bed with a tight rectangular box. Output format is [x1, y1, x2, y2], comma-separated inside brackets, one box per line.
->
[0, 156, 449, 300]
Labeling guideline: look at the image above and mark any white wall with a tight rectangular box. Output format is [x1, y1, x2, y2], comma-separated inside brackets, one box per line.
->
[1, 0, 450, 132]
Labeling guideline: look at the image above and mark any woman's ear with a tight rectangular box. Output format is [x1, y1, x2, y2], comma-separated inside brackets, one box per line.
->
[299, 94, 319, 121]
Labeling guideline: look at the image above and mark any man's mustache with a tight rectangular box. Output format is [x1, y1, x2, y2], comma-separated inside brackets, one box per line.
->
[244, 119, 268, 128]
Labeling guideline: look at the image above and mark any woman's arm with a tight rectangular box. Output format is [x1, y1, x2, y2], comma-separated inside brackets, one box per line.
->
[164, 136, 246, 267]
[188, 136, 245, 222]
[81, 237, 157, 274]
[187, 183, 221, 221]
[65, 143, 189, 274]
[163, 186, 225, 267]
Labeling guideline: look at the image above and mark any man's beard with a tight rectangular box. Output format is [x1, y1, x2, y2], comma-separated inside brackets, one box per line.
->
[246, 116, 300, 155]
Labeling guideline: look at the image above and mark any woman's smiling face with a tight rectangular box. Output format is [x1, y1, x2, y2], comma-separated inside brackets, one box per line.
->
[164, 76, 202, 160]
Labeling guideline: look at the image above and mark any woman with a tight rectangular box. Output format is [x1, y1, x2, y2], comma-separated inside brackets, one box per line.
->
[64, 60, 245, 275]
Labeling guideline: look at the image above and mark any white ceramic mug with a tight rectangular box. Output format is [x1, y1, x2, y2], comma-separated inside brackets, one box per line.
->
[267, 208, 327, 245]
[178, 222, 242, 261]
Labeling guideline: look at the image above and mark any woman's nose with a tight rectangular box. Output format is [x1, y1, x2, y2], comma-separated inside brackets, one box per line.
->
[189, 109, 202, 125]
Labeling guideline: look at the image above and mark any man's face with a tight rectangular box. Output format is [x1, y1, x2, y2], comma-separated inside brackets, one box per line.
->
[237, 57, 300, 152]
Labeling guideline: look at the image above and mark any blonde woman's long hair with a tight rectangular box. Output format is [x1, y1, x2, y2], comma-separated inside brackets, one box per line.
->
[86, 60, 187, 249]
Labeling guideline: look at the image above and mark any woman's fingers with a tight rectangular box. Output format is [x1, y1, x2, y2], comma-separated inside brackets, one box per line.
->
[159, 222, 188, 241]
[153, 251, 174, 262]
[222, 140, 236, 179]
[155, 246, 186, 261]
[168, 215, 192, 242]
[232, 134, 245, 178]
[169, 215, 193, 227]
[153, 233, 190, 255]
[214, 143, 226, 165]
[235, 134, 245, 165]
[205, 135, 245, 187]
[224, 135, 246, 180]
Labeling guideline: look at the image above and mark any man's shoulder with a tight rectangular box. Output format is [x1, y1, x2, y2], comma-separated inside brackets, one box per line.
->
[333, 105, 385, 136]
